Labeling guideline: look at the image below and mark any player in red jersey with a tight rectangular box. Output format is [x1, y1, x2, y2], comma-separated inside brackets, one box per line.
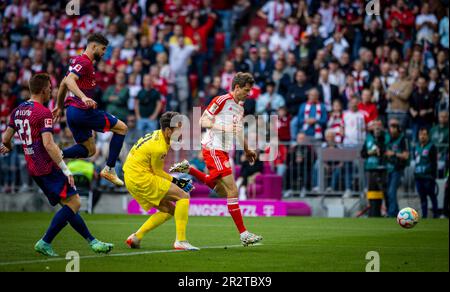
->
[169, 72, 263, 246]
[52, 33, 128, 186]
[1, 74, 113, 256]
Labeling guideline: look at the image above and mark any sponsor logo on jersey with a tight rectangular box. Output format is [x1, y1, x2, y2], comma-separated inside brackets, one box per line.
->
[45, 119, 53, 128]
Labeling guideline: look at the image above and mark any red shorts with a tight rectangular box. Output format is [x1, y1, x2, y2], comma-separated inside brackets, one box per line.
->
[202, 147, 233, 180]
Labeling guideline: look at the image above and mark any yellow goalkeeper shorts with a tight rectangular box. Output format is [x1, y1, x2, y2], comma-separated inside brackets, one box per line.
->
[124, 172, 172, 211]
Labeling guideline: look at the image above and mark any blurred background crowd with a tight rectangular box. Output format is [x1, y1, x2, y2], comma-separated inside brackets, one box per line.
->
[0, 0, 448, 217]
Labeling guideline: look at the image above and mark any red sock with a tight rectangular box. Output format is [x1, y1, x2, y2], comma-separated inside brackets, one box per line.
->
[189, 167, 216, 189]
[227, 197, 247, 234]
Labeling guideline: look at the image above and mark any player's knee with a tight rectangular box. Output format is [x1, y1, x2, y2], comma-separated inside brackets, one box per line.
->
[65, 195, 81, 212]
[114, 121, 128, 135]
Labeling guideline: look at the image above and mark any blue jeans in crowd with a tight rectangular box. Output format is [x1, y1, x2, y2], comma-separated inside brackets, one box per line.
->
[312, 161, 342, 191]
[415, 177, 439, 218]
[137, 118, 158, 134]
[215, 9, 233, 53]
[386, 171, 402, 217]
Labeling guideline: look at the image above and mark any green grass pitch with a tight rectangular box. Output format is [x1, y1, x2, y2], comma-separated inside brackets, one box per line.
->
[0, 212, 448, 272]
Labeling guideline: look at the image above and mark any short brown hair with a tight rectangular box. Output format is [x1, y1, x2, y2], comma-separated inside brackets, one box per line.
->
[87, 33, 109, 46]
[29, 73, 50, 94]
[160, 111, 180, 130]
[231, 72, 254, 90]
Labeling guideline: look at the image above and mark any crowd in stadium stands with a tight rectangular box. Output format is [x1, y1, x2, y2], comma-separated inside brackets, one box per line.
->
[0, 0, 448, 208]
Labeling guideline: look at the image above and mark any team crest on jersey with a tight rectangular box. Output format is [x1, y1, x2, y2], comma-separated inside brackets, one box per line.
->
[224, 160, 230, 168]
[45, 119, 53, 128]
[160, 154, 167, 160]
[209, 103, 219, 114]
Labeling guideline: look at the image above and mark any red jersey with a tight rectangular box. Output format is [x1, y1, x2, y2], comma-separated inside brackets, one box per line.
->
[358, 102, 378, 126]
[64, 54, 97, 109]
[8, 101, 57, 177]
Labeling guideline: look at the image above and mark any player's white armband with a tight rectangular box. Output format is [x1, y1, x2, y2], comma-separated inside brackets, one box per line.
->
[58, 160, 73, 177]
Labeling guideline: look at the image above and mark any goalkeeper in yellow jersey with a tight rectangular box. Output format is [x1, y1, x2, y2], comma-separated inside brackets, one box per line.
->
[123, 111, 199, 251]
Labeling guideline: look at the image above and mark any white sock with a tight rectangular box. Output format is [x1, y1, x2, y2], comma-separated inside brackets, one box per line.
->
[240, 231, 249, 237]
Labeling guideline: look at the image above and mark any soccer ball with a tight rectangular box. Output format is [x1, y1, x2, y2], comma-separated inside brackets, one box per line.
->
[397, 207, 419, 229]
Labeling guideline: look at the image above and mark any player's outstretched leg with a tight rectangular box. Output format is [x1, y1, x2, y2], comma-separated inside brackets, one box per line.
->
[100, 120, 128, 187]
[35, 204, 77, 257]
[67, 212, 114, 254]
[216, 177, 263, 246]
[126, 209, 173, 249]
[170, 160, 217, 189]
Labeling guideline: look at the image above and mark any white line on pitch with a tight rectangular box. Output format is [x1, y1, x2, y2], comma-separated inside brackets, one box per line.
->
[0, 243, 262, 267]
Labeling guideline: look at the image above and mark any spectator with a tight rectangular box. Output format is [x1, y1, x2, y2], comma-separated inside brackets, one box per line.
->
[379, 62, 396, 91]
[124, 114, 141, 152]
[102, 72, 130, 123]
[360, 120, 387, 217]
[439, 10, 449, 49]
[370, 77, 388, 124]
[286, 132, 315, 194]
[414, 127, 439, 218]
[286, 70, 311, 137]
[352, 59, 369, 95]
[312, 129, 344, 192]
[256, 80, 285, 118]
[233, 46, 251, 73]
[385, 118, 410, 217]
[268, 19, 295, 54]
[363, 19, 384, 54]
[327, 99, 344, 144]
[183, 12, 216, 91]
[328, 58, 346, 94]
[324, 30, 349, 61]
[220, 60, 236, 92]
[236, 151, 263, 200]
[386, 66, 413, 130]
[277, 106, 291, 142]
[254, 46, 274, 87]
[257, 0, 292, 25]
[358, 88, 378, 129]
[318, 68, 340, 112]
[297, 88, 327, 141]
[430, 111, 449, 178]
[205, 75, 228, 105]
[169, 36, 198, 114]
[243, 26, 261, 53]
[409, 76, 435, 142]
[318, 0, 335, 36]
[415, 2, 438, 44]
[343, 96, 366, 145]
[271, 58, 291, 96]
[135, 74, 162, 134]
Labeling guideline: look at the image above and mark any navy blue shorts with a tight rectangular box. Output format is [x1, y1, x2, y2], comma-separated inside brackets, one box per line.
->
[32, 168, 78, 206]
[66, 106, 119, 143]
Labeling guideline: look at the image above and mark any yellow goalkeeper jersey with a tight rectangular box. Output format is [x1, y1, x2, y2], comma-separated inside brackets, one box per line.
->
[123, 129, 173, 182]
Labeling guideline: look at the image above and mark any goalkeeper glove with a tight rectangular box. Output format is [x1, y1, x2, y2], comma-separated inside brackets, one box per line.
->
[172, 177, 194, 193]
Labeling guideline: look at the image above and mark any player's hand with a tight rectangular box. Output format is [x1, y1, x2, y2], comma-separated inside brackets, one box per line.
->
[52, 107, 63, 123]
[0, 143, 11, 155]
[81, 96, 97, 109]
[67, 174, 75, 188]
[245, 150, 257, 165]
[173, 177, 195, 193]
